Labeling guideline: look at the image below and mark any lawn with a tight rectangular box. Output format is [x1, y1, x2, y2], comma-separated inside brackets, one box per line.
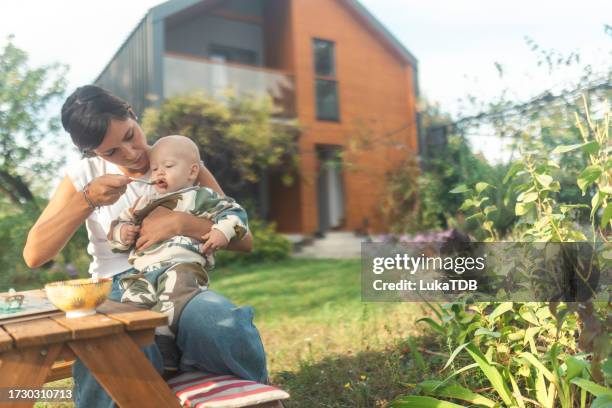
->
[213, 258, 429, 407]
[38, 258, 429, 408]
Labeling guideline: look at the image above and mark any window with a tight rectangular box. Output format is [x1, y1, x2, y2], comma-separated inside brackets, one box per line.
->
[316, 80, 339, 121]
[314, 39, 335, 76]
[313, 39, 339, 121]
[209, 44, 257, 65]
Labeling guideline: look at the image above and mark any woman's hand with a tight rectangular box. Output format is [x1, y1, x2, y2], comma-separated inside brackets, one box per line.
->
[87, 174, 131, 207]
[135, 206, 252, 252]
[136, 207, 186, 251]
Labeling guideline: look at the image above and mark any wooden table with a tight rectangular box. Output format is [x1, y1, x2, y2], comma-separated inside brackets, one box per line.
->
[0, 290, 181, 407]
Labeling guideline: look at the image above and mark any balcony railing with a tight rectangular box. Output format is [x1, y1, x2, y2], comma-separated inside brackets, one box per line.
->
[163, 53, 296, 117]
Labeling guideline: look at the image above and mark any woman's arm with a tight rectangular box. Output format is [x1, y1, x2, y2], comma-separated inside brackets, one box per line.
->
[23, 176, 92, 268]
[23, 174, 131, 268]
[136, 206, 254, 252]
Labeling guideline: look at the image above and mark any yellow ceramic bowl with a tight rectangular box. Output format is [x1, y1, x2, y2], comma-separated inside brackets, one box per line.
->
[45, 278, 112, 318]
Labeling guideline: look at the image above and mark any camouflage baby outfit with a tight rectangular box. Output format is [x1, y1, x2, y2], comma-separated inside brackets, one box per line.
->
[108, 185, 248, 370]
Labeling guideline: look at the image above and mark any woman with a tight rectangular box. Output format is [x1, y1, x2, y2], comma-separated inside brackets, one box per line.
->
[23, 85, 268, 408]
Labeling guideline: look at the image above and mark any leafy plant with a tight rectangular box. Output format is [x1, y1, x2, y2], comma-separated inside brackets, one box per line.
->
[450, 181, 499, 241]
[215, 219, 292, 265]
[391, 301, 610, 408]
[390, 100, 611, 407]
[0, 201, 90, 291]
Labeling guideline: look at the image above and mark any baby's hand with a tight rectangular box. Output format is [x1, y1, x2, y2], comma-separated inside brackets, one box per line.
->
[120, 223, 140, 246]
[200, 229, 229, 255]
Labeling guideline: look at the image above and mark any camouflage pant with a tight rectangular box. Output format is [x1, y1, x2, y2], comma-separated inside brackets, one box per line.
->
[119, 262, 209, 337]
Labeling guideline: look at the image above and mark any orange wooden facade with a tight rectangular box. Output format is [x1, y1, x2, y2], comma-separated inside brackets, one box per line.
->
[267, 0, 418, 235]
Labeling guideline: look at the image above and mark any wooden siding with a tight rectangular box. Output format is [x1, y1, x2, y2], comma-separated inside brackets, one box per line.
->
[270, 0, 418, 234]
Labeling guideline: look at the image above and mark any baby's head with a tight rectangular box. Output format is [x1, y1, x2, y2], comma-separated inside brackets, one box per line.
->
[150, 135, 200, 193]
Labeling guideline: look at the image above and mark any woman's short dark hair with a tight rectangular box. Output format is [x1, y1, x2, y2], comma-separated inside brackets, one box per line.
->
[61, 85, 136, 155]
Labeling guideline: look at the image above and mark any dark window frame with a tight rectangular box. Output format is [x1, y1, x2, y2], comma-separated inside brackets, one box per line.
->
[209, 44, 258, 66]
[313, 38, 336, 77]
[312, 38, 340, 122]
[315, 79, 340, 122]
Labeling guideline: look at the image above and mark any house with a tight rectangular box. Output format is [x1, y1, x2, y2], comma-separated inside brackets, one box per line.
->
[95, 0, 419, 238]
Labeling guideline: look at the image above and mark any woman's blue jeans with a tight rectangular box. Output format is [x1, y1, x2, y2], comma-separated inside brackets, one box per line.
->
[72, 269, 268, 408]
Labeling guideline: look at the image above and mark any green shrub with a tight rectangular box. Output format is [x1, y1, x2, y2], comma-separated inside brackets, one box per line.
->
[392, 301, 610, 408]
[0, 201, 90, 291]
[216, 219, 292, 265]
[381, 136, 516, 234]
[392, 100, 612, 407]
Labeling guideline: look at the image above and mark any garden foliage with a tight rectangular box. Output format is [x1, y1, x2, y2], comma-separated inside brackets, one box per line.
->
[0, 36, 68, 206]
[391, 101, 611, 407]
[0, 38, 90, 291]
[216, 219, 292, 265]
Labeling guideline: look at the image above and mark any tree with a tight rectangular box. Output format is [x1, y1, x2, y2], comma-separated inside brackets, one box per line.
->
[142, 92, 300, 215]
[0, 35, 68, 208]
[0, 37, 90, 290]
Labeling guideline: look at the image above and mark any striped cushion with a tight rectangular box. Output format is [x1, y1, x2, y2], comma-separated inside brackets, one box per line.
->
[168, 372, 290, 408]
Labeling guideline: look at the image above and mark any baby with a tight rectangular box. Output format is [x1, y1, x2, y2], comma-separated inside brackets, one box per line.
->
[108, 135, 248, 372]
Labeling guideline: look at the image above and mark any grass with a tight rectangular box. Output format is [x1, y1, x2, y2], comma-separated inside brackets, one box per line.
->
[213, 258, 432, 407]
[36, 258, 432, 407]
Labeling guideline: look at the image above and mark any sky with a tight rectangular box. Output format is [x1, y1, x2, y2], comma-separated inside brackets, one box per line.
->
[1, 0, 611, 169]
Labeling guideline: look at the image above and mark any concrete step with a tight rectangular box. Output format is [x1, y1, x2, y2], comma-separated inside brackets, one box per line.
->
[319, 231, 358, 239]
[291, 231, 369, 259]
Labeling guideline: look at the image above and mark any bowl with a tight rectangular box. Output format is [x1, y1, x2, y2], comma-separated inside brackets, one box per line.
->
[45, 278, 112, 318]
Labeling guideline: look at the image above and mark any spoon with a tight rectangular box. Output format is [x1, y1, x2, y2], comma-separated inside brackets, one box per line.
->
[128, 177, 159, 185]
